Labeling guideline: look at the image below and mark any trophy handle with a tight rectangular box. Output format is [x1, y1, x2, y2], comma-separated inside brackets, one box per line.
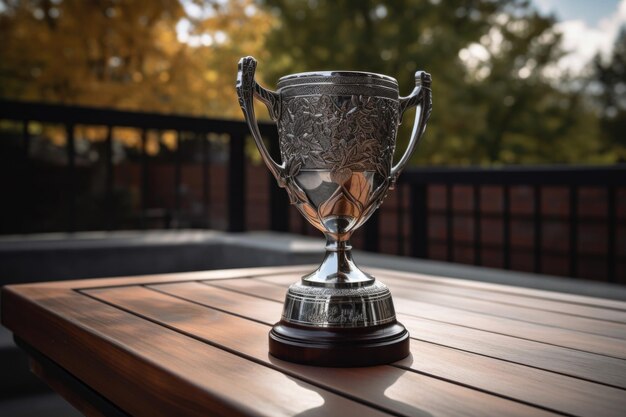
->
[390, 71, 432, 186]
[236, 56, 286, 186]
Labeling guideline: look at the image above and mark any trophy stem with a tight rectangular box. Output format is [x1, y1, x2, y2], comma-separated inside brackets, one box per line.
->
[301, 234, 375, 288]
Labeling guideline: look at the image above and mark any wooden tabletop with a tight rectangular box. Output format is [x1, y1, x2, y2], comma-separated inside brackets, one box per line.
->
[2, 265, 626, 417]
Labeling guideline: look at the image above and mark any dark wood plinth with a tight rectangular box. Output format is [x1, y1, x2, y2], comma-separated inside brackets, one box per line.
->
[269, 320, 410, 367]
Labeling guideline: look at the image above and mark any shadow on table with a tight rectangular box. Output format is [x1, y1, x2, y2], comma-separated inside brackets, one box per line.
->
[271, 354, 433, 417]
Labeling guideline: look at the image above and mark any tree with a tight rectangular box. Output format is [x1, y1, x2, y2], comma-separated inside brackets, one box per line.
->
[595, 27, 626, 160]
[0, 0, 274, 118]
[259, 0, 608, 165]
[0, 0, 617, 165]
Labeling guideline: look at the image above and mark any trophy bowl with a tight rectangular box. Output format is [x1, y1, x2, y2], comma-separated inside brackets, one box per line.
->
[236, 56, 432, 366]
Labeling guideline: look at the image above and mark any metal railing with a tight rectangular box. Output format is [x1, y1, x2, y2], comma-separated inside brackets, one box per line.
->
[0, 99, 285, 233]
[393, 167, 625, 282]
[1, 100, 624, 282]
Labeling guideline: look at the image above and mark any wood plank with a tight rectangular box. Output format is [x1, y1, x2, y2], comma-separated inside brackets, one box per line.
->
[151, 283, 281, 325]
[379, 273, 626, 324]
[367, 267, 626, 311]
[148, 281, 626, 417]
[255, 275, 626, 359]
[247, 266, 626, 313]
[380, 276, 626, 339]
[5, 264, 312, 291]
[399, 314, 626, 388]
[1, 285, 383, 417]
[212, 278, 626, 389]
[400, 339, 626, 417]
[89, 284, 557, 417]
[394, 297, 626, 360]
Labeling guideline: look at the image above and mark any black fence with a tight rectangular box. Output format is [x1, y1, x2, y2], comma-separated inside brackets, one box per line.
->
[0, 99, 287, 234]
[394, 167, 625, 282]
[1, 100, 624, 282]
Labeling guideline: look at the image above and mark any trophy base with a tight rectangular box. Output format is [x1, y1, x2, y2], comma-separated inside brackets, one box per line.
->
[269, 320, 409, 367]
[268, 278, 410, 367]
[268, 240, 409, 366]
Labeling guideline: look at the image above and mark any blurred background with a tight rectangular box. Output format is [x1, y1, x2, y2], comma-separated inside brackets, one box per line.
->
[1, 1, 626, 414]
[0, 0, 625, 281]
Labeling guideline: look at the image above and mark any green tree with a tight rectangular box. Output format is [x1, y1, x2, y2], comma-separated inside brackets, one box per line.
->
[595, 27, 626, 161]
[259, 0, 608, 165]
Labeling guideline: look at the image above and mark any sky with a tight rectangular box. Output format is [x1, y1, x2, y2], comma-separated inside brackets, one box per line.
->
[533, 0, 626, 73]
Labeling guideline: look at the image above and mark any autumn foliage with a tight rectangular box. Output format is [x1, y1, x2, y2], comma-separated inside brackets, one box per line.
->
[0, 0, 625, 164]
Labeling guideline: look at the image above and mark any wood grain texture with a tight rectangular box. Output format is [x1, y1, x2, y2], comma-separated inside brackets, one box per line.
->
[378, 273, 626, 324]
[379, 275, 626, 338]
[366, 267, 626, 312]
[87, 285, 555, 417]
[256, 275, 626, 359]
[213, 278, 626, 389]
[3, 265, 626, 417]
[252, 274, 626, 339]
[12, 264, 312, 291]
[1, 284, 384, 417]
[149, 281, 626, 417]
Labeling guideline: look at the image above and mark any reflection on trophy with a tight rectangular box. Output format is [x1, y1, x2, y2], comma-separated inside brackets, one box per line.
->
[236, 56, 432, 366]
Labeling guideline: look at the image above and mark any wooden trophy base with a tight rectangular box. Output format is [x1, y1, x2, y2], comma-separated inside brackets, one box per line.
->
[269, 320, 410, 367]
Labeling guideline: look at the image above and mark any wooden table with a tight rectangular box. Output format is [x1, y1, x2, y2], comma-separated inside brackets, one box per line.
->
[2, 265, 626, 417]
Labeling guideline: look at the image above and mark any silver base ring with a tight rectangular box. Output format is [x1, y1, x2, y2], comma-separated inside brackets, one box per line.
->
[281, 280, 397, 328]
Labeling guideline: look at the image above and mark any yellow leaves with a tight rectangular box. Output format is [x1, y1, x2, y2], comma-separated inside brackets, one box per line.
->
[49, 128, 67, 147]
[161, 131, 178, 150]
[204, 70, 219, 82]
[76, 126, 108, 143]
[115, 128, 141, 149]
[0, 0, 277, 149]
[145, 134, 159, 156]
[156, 21, 179, 52]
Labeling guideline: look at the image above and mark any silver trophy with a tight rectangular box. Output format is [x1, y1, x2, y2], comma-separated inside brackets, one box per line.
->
[237, 56, 432, 366]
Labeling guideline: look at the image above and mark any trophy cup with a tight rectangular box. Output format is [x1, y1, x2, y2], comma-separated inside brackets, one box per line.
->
[236, 56, 432, 366]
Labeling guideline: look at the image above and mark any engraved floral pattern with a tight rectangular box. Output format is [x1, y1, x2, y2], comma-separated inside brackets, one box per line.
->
[277, 94, 398, 181]
[237, 57, 430, 242]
